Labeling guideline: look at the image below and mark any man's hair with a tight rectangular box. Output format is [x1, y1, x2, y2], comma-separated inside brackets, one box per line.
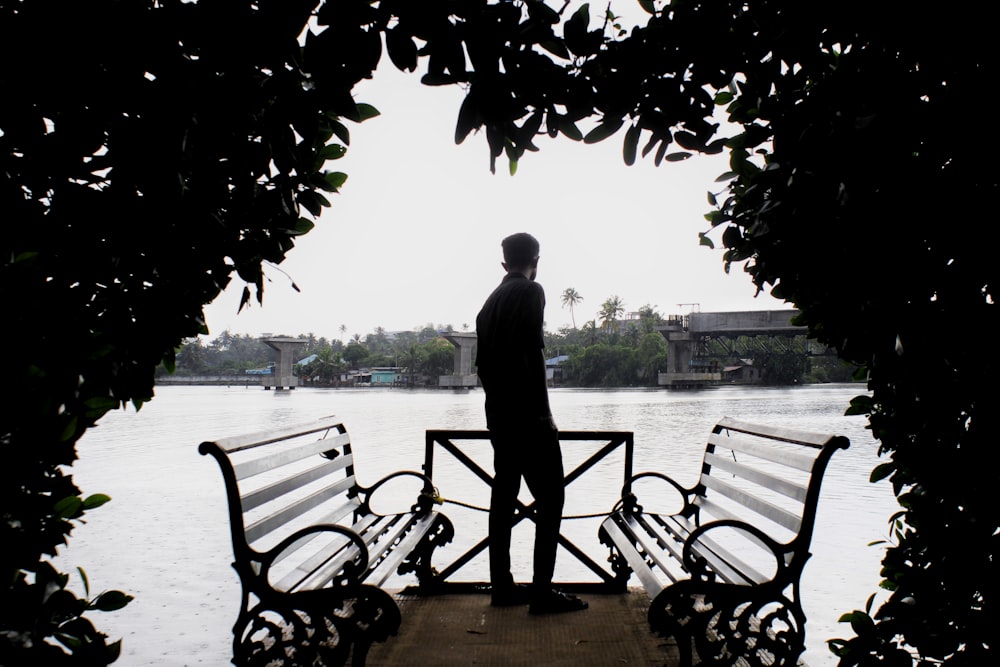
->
[501, 232, 540, 268]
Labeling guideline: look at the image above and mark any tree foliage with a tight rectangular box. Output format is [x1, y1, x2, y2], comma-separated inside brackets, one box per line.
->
[425, 3, 997, 662]
[2, 1, 995, 664]
[1, 0, 380, 660]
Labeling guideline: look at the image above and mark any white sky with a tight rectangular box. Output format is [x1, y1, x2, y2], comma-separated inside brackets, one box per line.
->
[202, 36, 787, 341]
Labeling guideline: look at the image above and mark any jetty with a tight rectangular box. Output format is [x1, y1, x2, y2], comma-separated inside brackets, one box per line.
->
[365, 588, 675, 665]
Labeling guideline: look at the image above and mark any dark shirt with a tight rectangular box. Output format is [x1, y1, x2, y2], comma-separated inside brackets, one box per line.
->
[475, 273, 552, 431]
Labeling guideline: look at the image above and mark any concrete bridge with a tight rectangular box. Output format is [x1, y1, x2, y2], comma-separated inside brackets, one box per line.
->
[439, 331, 479, 388]
[436, 310, 815, 390]
[657, 309, 807, 388]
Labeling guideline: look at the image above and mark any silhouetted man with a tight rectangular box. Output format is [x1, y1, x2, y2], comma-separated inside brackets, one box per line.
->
[475, 232, 588, 615]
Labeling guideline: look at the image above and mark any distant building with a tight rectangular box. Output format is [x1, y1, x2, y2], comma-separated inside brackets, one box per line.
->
[546, 354, 569, 385]
[722, 359, 759, 384]
[370, 367, 404, 386]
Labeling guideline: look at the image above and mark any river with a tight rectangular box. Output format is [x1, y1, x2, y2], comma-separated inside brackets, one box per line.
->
[59, 383, 895, 666]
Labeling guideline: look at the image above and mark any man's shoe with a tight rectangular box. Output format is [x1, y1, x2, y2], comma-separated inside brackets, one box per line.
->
[491, 583, 532, 607]
[528, 589, 589, 615]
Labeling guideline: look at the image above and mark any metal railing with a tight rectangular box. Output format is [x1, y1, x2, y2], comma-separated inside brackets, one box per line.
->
[421, 429, 634, 593]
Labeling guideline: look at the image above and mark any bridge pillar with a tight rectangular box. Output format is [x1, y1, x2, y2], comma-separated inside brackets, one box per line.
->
[657, 328, 720, 388]
[262, 337, 307, 390]
[440, 332, 479, 389]
[656, 309, 804, 388]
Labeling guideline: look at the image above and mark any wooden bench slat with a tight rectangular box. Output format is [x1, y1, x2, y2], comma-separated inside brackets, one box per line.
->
[601, 516, 672, 597]
[240, 457, 353, 511]
[707, 432, 818, 472]
[232, 432, 352, 480]
[205, 415, 344, 454]
[699, 474, 803, 533]
[651, 513, 769, 585]
[714, 416, 834, 448]
[704, 451, 808, 502]
[288, 514, 404, 592]
[276, 534, 360, 593]
[365, 512, 446, 589]
[244, 476, 358, 544]
[625, 514, 687, 577]
[264, 499, 363, 571]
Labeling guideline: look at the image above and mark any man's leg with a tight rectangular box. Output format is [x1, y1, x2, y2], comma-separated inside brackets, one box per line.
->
[488, 434, 526, 604]
[522, 428, 587, 614]
[521, 427, 564, 590]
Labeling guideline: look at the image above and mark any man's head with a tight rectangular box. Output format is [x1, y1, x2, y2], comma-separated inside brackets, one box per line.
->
[501, 232, 540, 279]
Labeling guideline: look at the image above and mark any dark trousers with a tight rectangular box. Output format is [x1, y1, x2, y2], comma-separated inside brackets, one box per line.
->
[488, 426, 565, 591]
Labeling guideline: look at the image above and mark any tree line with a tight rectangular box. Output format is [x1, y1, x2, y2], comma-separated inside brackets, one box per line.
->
[170, 297, 858, 387]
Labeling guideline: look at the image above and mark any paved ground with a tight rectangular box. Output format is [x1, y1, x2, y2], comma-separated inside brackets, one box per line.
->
[364, 588, 679, 666]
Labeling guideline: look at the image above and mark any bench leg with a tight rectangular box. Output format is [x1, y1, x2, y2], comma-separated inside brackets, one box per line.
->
[650, 581, 807, 667]
[397, 515, 455, 589]
[232, 586, 401, 667]
[596, 523, 638, 593]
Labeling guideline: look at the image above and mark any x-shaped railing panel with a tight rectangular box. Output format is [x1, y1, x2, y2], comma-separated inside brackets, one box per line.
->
[423, 430, 633, 592]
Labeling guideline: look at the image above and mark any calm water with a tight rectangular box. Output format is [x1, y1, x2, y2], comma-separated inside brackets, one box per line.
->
[60, 383, 895, 666]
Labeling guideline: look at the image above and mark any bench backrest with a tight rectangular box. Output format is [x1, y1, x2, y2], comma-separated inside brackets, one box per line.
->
[690, 416, 850, 587]
[199, 416, 364, 582]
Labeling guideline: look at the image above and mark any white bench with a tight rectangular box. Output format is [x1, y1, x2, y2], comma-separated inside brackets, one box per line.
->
[598, 417, 849, 667]
[200, 415, 454, 665]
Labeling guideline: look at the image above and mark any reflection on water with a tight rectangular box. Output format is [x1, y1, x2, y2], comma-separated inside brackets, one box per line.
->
[64, 383, 894, 666]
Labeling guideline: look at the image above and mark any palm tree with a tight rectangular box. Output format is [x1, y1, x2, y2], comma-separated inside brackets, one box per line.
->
[339, 324, 347, 344]
[561, 288, 583, 329]
[599, 295, 625, 332]
[581, 319, 599, 345]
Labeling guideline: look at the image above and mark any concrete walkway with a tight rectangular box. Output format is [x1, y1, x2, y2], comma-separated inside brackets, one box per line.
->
[364, 588, 678, 666]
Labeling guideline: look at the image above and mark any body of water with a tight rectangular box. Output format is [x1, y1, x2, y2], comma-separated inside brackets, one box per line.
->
[59, 383, 895, 666]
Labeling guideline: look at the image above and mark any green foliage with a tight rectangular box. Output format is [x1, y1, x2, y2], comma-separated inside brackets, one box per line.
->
[4, 1, 995, 664]
[418, 1, 995, 662]
[1, 0, 379, 660]
[755, 351, 806, 385]
[564, 343, 639, 387]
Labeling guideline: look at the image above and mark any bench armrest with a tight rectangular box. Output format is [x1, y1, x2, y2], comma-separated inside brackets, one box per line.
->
[616, 471, 693, 515]
[258, 523, 372, 587]
[682, 519, 785, 582]
[357, 470, 442, 515]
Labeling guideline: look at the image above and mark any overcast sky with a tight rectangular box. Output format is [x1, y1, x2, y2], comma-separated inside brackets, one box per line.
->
[202, 39, 788, 341]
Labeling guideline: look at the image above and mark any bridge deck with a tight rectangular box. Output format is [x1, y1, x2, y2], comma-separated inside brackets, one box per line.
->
[364, 588, 677, 665]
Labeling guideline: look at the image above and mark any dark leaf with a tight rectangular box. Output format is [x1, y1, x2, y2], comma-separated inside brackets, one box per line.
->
[82, 494, 111, 510]
[455, 92, 480, 144]
[673, 131, 700, 150]
[870, 462, 895, 483]
[355, 103, 380, 121]
[296, 190, 329, 217]
[623, 124, 640, 165]
[90, 590, 134, 612]
[386, 26, 418, 72]
[319, 143, 347, 161]
[323, 171, 348, 192]
[557, 117, 583, 141]
[584, 117, 624, 144]
[77, 568, 91, 597]
[538, 39, 571, 60]
[654, 139, 668, 166]
[54, 496, 82, 519]
[328, 118, 350, 145]
[421, 72, 458, 86]
[293, 217, 315, 235]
